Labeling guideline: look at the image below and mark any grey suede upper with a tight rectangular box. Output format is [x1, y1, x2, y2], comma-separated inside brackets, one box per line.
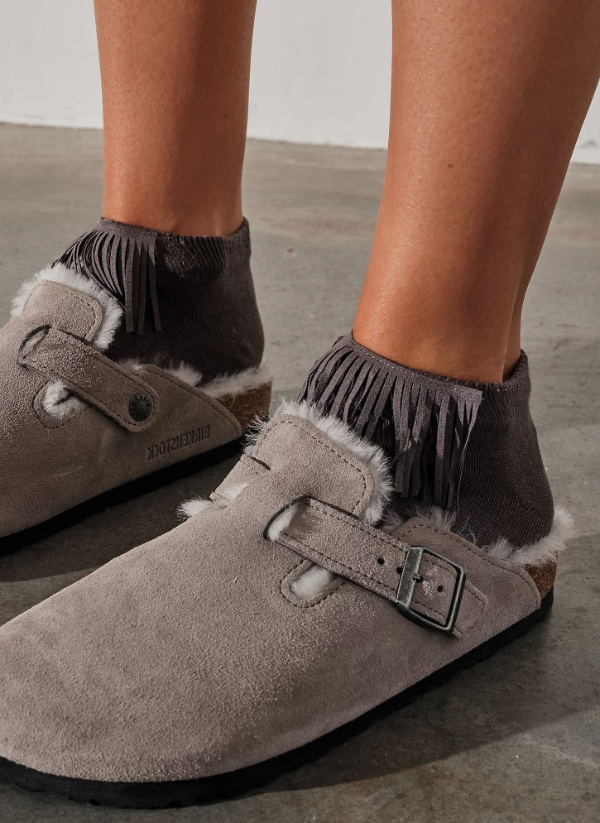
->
[0, 279, 242, 537]
[0, 412, 541, 783]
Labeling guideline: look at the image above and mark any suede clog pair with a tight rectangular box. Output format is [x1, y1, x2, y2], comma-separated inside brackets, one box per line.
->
[0, 268, 568, 808]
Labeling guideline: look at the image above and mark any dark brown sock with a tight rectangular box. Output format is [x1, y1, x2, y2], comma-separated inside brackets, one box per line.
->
[55, 218, 264, 382]
[299, 333, 554, 548]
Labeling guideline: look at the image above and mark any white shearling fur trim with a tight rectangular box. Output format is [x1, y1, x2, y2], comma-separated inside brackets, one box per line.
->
[41, 380, 85, 419]
[178, 498, 214, 520]
[118, 358, 269, 397]
[290, 565, 336, 599]
[266, 503, 301, 542]
[167, 362, 204, 388]
[201, 363, 272, 398]
[12, 263, 123, 351]
[179, 482, 247, 521]
[485, 507, 574, 565]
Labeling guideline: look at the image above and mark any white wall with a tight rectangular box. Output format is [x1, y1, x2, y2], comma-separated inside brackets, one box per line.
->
[0, 0, 598, 162]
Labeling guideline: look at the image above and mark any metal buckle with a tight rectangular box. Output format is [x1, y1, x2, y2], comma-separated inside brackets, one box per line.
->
[395, 546, 466, 634]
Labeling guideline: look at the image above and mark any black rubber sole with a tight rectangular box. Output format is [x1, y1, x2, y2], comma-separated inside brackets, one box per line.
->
[0, 588, 554, 809]
[0, 438, 242, 554]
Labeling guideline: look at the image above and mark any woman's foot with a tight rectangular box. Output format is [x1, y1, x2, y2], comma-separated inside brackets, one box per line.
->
[0, 223, 270, 543]
[0, 399, 569, 807]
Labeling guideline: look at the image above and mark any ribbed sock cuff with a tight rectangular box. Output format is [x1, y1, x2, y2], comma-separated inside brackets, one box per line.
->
[300, 333, 484, 508]
[95, 217, 251, 276]
[55, 218, 251, 334]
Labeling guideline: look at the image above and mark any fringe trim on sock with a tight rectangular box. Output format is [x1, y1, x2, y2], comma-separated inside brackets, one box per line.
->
[55, 223, 161, 335]
[299, 335, 483, 509]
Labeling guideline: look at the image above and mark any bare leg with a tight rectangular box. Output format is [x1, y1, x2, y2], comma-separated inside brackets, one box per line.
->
[56, 1, 265, 381]
[301, 1, 599, 546]
[354, 0, 600, 382]
[94, 0, 257, 236]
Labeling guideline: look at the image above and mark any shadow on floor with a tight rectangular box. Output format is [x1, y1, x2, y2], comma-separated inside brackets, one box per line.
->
[0, 456, 237, 586]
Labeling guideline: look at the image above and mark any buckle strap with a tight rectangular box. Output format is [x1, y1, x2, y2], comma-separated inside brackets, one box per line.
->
[396, 546, 466, 633]
[18, 326, 159, 432]
[273, 498, 485, 636]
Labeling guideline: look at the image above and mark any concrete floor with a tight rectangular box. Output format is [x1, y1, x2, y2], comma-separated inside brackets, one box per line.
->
[0, 123, 598, 822]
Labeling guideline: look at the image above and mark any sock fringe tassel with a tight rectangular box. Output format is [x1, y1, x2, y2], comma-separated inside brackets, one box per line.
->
[299, 335, 483, 509]
[55, 223, 161, 335]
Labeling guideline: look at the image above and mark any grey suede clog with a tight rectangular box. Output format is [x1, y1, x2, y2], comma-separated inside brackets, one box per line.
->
[0, 401, 569, 807]
[0, 264, 271, 546]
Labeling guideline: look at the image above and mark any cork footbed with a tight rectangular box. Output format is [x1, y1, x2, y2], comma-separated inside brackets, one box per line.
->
[219, 382, 272, 431]
[525, 559, 557, 599]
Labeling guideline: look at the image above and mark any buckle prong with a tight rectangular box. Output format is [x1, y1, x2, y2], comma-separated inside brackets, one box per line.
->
[395, 546, 465, 635]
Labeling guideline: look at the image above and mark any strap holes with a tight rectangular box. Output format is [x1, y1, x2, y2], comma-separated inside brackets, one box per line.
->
[396, 567, 402, 574]
[437, 584, 444, 593]
[377, 557, 385, 565]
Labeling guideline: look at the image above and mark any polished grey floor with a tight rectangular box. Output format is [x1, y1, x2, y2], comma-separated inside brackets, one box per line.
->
[0, 124, 598, 822]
